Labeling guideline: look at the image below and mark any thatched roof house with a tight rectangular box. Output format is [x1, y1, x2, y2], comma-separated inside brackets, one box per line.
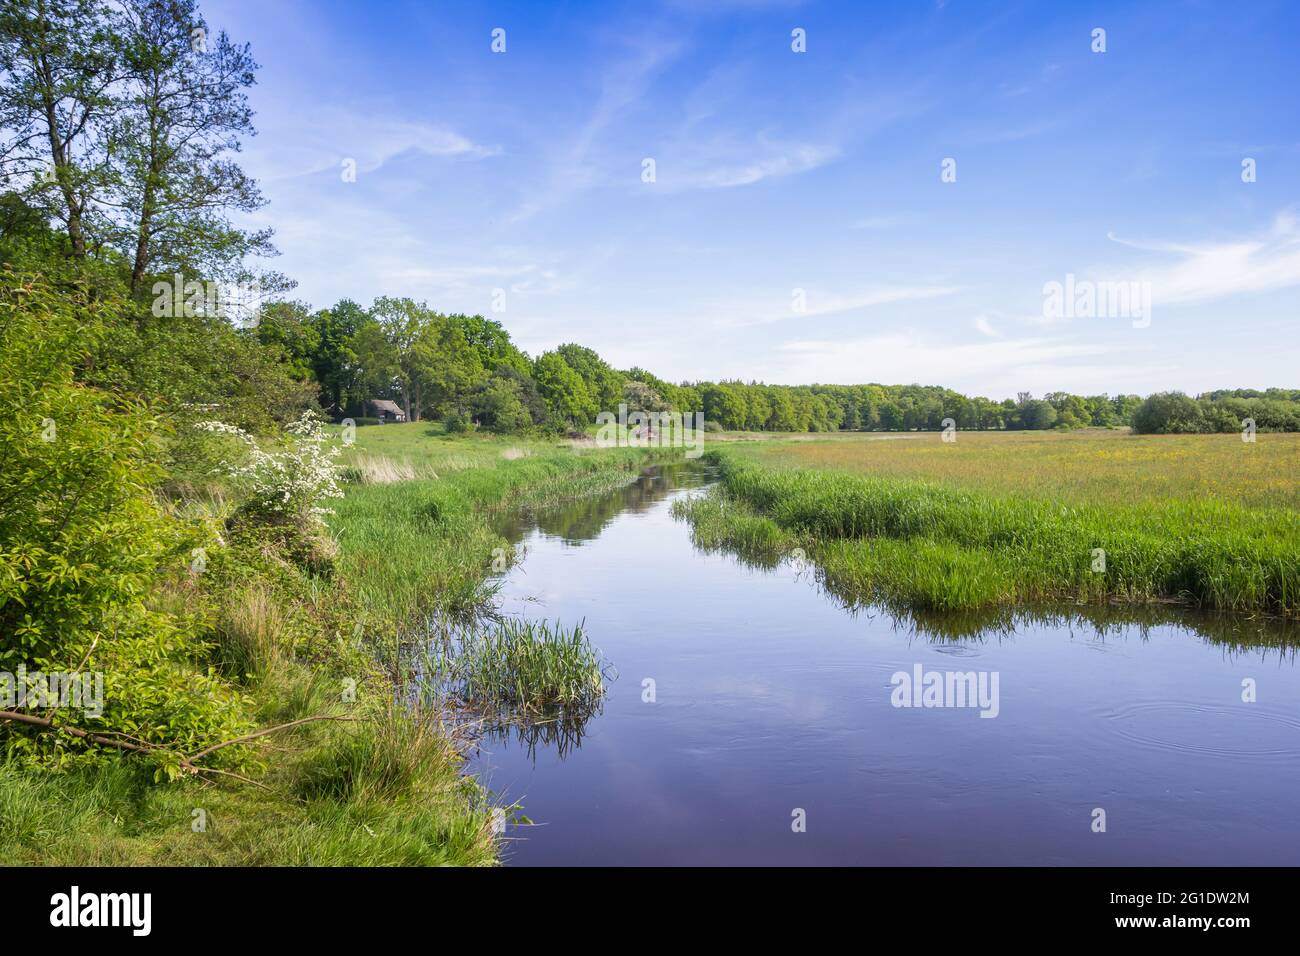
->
[366, 399, 406, 422]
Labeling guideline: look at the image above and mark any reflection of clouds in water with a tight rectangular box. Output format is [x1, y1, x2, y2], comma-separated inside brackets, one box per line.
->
[702, 675, 834, 724]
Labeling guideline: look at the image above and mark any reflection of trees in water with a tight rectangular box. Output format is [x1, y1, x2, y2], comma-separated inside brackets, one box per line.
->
[497, 463, 715, 545]
[819, 575, 1300, 657]
[676, 517, 1300, 658]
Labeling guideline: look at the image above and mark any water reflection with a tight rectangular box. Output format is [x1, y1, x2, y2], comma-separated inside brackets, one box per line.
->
[495, 462, 717, 546]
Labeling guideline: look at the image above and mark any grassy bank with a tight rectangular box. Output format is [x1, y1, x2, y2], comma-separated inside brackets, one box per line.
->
[675, 433, 1300, 616]
[2, 423, 668, 865]
[331, 424, 672, 625]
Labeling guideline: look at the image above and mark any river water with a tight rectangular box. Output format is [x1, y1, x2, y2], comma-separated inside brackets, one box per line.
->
[474, 464, 1300, 865]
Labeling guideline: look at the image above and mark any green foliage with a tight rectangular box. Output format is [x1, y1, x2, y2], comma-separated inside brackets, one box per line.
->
[1128, 390, 1300, 434]
[554, 343, 625, 411]
[0, 273, 256, 770]
[1132, 392, 1205, 433]
[469, 374, 533, 432]
[533, 350, 597, 428]
[254, 300, 321, 381]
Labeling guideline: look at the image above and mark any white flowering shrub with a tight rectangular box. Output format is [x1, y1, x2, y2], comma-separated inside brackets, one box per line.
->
[198, 412, 344, 524]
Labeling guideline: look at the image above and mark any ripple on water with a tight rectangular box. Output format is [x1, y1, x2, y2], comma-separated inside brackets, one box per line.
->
[1096, 700, 1300, 759]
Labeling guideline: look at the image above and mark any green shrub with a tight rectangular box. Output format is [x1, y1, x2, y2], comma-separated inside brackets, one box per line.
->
[0, 273, 257, 773]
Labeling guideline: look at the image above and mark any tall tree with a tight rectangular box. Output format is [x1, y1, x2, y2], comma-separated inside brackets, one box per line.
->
[371, 297, 482, 421]
[112, 0, 271, 290]
[0, 0, 119, 257]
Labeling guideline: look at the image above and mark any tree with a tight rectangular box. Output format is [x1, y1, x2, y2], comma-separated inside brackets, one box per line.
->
[370, 297, 483, 421]
[307, 298, 367, 415]
[554, 343, 624, 412]
[112, 0, 271, 290]
[701, 383, 748, 431]
[623, 379, 665, 412]
[451, 313, 530, 376]
[347, 315, 399, 407]
[534, 350, 595, 429]
[1131, 392, 1204, 434]
[470, 375, 531, 432]
[1017, 399, 1058, 430]
[254, 299, 318, 380]
[0, 0, 119, 257]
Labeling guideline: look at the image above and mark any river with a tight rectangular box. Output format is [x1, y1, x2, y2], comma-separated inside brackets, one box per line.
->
[473, 464, 1300, 865]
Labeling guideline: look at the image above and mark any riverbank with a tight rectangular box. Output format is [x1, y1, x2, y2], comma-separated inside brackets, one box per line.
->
[675, 433, 1300, 616]
[1, 424, 672, 865]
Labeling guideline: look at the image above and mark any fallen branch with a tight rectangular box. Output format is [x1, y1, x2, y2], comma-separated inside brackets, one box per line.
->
[0, 710, 361, 781]
[0, 709, 153, 755]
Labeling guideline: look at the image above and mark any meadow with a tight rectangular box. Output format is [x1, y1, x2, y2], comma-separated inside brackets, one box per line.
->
[9, 422, 1295, 865]
[676, 428, 1300, 616]
[731, 428, 1300, 510]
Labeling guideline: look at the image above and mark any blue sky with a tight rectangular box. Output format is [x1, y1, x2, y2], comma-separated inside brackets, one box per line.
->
[205, 0, 1299, 399]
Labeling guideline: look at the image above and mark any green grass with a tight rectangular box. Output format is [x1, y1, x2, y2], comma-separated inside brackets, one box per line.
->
[331, 424, 675, 625]
[678, 447, 1300, 616]
[730, 427, 1300, 510]
[0, 719, 498, 866]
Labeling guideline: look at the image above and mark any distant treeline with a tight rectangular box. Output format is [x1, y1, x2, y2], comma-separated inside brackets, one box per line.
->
[1131, 390, 1300, 434]
[251, 298, 1300, 435]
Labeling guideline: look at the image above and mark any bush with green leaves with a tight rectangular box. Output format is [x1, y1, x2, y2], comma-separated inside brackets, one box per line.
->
[0, 273, 256, 772]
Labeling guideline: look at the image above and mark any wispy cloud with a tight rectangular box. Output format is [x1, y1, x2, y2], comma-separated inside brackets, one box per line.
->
[249, 109, 497, 184]
[767, 331, 1133, 393]
[665, 140, 840, 190]
[1108, 212, 1300, 307]
[712, 284, 961, 329]
[508, 31, 687, 222]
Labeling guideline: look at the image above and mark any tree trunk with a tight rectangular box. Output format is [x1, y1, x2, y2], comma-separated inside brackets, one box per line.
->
[129, 92, 163, 292]
[41, 94, 85, 258]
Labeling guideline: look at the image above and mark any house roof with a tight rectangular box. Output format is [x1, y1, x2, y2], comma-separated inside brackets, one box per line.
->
[368, 399, 405, 415]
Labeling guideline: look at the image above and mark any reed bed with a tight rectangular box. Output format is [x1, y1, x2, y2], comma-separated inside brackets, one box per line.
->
[686, 450, 1300, 616]
[422, 619, 608, 723]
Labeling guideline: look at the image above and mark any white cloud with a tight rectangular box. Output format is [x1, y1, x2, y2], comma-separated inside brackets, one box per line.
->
[667, 141, 840, 190]
[243, 108, 497, 187]
[1108, 212, 1300, 308]
[713, 284, 960, 329]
